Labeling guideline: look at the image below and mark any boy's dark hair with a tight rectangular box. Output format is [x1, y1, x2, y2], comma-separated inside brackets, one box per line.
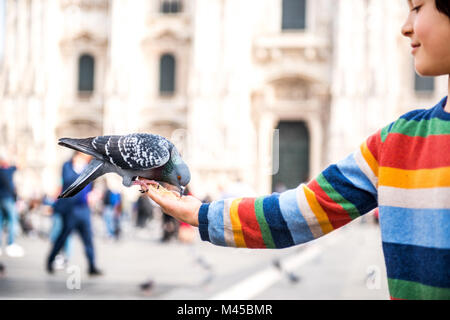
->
[436, 0, 450, 19]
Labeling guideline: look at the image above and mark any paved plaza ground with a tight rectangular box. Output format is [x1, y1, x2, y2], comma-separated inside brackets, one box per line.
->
[0, 212, 389, 300]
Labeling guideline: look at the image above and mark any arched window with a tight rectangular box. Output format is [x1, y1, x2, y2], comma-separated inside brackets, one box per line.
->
[282, 0, 306, 30]
[160, 0, 182, 14]
[414, 72, 434, 93]
[159, 54, 176, 95]
[78, 54, 95, 93]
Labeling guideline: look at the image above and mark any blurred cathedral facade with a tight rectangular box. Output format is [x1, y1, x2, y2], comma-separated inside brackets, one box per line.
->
[0, 0, 447, 201]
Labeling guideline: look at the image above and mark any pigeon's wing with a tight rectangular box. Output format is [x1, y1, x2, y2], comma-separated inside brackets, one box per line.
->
[58, 137, 103, 159]
[92, 134, 171, 170]
[58, 159, 105, 198]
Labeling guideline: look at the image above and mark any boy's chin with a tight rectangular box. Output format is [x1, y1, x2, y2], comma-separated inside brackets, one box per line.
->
[415, 61, 449, 77]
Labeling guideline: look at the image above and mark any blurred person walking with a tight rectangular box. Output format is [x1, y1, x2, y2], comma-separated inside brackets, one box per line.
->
[135, 193, 154, 228]
[0, 261, 5, 277]
[46, 152, 103, 276]
[102, 187, 122, 240]
[49, 193, 74, 269]
[0, 153, 24, 257]
[160, 212, 178, 243]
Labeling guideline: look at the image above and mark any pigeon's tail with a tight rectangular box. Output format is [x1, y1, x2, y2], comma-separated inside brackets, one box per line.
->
[58, 137, 101, 159]
[58, 159, 105, 198]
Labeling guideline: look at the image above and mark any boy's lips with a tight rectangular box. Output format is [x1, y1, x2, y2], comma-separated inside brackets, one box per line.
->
[411, 43, 420, 54]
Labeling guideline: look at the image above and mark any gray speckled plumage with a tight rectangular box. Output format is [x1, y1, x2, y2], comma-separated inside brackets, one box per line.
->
[91, 134, 171, 170]
[57, 133, 191, 198]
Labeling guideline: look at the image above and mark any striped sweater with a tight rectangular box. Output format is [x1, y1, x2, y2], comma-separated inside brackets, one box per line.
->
[198, 96, 450, 300]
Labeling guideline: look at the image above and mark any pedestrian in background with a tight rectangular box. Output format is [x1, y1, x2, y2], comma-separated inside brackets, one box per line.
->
[46, 152, 103, 276]
[48, 191, 73, 269]
[0, 153, 24, 257]
[160, 212, 178, 243]
[135, 193, 154, 229]
[102, 187, 122, 240]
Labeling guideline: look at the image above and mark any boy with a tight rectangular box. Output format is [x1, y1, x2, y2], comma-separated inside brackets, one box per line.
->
[144, 0, 450, 300]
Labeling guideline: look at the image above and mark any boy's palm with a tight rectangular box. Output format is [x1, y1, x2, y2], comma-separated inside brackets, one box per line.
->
[145, 186, 202, 227]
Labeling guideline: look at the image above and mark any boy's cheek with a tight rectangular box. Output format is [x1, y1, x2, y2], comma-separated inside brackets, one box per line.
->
[413, 17, 430, 46]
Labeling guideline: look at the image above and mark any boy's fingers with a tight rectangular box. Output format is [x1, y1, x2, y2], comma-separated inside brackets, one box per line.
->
[146, 186, 177, 211]
[146, 187, 164, 205]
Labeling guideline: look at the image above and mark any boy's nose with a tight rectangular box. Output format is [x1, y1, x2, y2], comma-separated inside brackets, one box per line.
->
[401, 17, 414, 38]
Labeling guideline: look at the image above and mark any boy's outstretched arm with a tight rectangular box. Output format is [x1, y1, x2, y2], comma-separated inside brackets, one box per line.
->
[145, 128, 383, 249]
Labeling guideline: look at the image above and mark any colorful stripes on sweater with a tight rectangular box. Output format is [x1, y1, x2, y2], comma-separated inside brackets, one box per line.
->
[198, 96, 450, 300]
[376, 97, 450, 300]
[198, 144, 379, 249]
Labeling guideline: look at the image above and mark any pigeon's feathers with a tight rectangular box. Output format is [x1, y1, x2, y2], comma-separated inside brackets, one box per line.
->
[92, 134, 171, 170]
[58, 137, 101, 159]
[57, 133, 187, 199]
[59, 133, 172, 171]
[58, 159, 104, 198]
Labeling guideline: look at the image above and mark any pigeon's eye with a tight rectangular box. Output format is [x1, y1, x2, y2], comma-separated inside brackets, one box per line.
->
[177, 175, 181, 180]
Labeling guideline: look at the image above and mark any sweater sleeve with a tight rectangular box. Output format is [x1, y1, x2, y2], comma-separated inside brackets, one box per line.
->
[198, 128, 383, 249]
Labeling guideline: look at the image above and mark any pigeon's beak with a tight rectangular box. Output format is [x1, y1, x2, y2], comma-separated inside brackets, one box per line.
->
[179, 186, 185, 197]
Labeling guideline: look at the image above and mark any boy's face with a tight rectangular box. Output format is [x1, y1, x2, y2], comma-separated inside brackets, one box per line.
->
[402, 0, 450, 76]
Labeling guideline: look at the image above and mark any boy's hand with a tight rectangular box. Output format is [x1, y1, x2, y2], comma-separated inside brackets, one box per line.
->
[144, 182, 202, 227]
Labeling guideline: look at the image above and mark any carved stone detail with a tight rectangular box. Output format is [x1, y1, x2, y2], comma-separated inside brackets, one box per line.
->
[272, 78, 310, 100]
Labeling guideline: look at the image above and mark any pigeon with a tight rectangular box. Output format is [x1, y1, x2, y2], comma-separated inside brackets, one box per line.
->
[57, 133, 191, 198]
[139, 278, 155, 291]
[273, 259, 300, 284]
